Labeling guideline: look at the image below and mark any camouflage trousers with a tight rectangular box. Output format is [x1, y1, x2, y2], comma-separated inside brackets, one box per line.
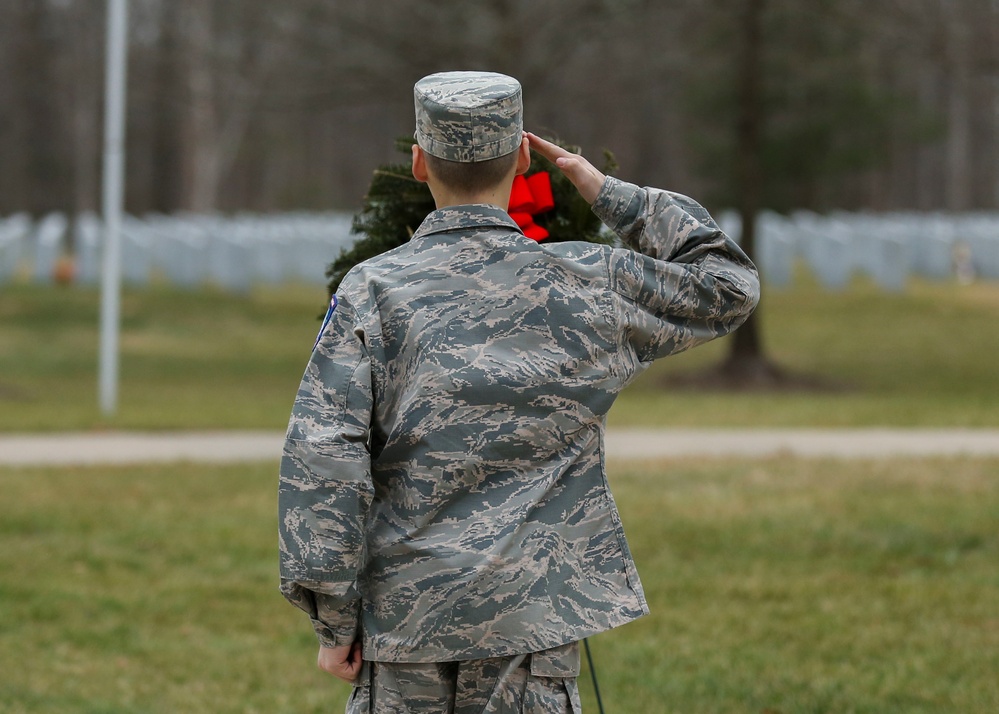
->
[345, 642, 582, 713]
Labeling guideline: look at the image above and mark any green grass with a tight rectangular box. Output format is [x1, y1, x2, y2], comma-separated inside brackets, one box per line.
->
[615, 275, 999, 427]
[0, 283, 320, 431]
[1, 276, 998, 431]
[1, 458, 997, 713]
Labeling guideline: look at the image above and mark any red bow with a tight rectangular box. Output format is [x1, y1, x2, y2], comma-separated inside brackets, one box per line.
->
[508, 172, 555, 241]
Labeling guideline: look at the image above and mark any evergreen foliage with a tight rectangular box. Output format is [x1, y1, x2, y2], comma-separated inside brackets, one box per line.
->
[325, 137, 617, 298]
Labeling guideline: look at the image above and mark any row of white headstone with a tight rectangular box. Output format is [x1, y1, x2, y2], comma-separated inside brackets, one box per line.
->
[1, 210, 997, 291]
[0, 211, 356, 292]
[716, 209, 997, 290]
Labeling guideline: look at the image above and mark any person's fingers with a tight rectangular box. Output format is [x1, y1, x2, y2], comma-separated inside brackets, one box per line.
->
[525, 132, 573, 163]
[526, 132, 605, 204]
[318, 643, 363, 682]
[348, 641, 363, 671]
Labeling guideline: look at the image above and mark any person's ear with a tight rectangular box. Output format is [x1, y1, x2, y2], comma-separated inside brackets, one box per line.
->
[515, 135, 531, 176]
[412, 144, 429, 182]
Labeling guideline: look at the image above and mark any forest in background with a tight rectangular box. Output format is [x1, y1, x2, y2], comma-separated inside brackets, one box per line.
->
[2, 0, 998, 218]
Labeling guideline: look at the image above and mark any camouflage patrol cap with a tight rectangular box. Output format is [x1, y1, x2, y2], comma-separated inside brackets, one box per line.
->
[414, 71, 523, 163]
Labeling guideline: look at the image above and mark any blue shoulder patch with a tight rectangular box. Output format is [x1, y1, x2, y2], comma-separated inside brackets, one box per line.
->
[313, 295, 339, 351]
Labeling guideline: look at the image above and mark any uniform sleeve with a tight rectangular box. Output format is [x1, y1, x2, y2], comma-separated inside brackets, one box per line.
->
[277, 292, 374, 647]
[592, 176, 760, 361]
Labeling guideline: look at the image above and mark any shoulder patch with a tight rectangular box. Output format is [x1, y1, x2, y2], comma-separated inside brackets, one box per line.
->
[312, 295, 339, 351]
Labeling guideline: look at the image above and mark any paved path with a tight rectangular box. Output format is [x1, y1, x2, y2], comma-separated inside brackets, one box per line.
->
[2, 428, 999, 466]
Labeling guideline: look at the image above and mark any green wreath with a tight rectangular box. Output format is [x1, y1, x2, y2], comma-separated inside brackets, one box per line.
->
[325, 137, 617, 299]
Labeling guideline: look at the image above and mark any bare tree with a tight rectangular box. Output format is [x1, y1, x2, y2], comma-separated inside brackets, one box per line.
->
[722, 0, 768, 382]
[52, 1, 104, 214]
[1, 0, 996, 217]
[2, 1, 67, 215]
[943, 0, 974, 210]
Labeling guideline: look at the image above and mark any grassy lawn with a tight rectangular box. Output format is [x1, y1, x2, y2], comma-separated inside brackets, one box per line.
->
[1, 276, 998, 431]
[617, 276, 999, 427]
[0, 283, 320, 431]
[1, 458, 997, 713]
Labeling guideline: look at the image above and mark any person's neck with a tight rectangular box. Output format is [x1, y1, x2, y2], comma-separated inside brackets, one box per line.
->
[429, 178, 514, 211]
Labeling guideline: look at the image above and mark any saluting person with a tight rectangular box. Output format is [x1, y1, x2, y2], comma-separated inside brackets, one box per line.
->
[279, 70, 760, 713]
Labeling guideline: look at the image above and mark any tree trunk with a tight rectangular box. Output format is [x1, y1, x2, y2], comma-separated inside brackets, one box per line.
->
[943, 0, 973, 211]
[150, 0, 183, 213]
[724, 0, 772, 378]
[61, 1, 102, 215]
[15, 1, 63, 215]
[180, 0, 220, 213]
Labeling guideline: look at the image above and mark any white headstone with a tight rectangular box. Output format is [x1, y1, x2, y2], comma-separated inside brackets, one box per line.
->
[34, 213, 68, 283]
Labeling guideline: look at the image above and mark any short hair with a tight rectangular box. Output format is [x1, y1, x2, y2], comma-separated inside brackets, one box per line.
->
[424, 150, 519, 196]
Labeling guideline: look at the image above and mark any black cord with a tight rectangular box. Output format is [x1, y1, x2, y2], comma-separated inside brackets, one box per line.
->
[583, 638, 606, 714]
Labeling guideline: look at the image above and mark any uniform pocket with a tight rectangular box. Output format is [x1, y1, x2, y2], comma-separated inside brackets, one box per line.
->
[522, 674, 576, 714]
[523, 642, 582, 713]
[563, 677, 583, 714]
[530, 641, 581, 678]
[345, 660, 372, 714]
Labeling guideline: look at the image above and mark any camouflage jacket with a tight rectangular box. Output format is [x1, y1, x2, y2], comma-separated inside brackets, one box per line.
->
[278, 176, 759, 663]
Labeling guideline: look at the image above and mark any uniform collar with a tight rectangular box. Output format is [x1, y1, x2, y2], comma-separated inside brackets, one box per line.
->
[412, 204, 522, 240]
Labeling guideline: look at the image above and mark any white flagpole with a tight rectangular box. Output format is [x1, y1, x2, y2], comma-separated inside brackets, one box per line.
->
[99, 0, 128, 415]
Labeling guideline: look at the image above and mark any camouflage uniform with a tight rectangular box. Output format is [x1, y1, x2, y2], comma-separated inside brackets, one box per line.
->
[345, 643, 582, 713]
[278, 71, 759, 711]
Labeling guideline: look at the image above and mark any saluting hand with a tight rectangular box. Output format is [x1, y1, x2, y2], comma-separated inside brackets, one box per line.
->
[526, 132, 606, 206]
